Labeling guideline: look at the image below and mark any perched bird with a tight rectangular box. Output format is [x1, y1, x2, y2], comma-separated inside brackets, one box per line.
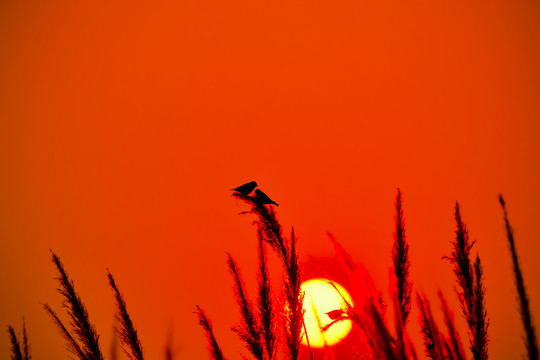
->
[255, 189, 279, 206]
[325, 309, 345, 320]
[231, 181, 258, 195]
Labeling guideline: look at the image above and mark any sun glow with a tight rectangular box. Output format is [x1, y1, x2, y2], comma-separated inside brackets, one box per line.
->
[300, 278, 353, 348]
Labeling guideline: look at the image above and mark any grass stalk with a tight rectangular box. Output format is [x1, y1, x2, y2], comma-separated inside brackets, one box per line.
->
[22, 319, 31, 360]
[446, 203, 489, 360]
[416, 293, 444, 360]
[499, 195, 539, 360]
[257, 230, 276, 360]
[233, 192, 304, 360]
[227, 253, 264, 360]
[8, 326, 23, 360]
[47, 250, 104, 360]
[108, 271, 145, 360]
[448, 203, 475, 333]
[392, 291, 408, 360]
[472, 256, 488, 360]
[438, 290, 466, 360]
[43, 303, 87, 360]
[196, 306, 227, 360]
[393, 189, 412, 325]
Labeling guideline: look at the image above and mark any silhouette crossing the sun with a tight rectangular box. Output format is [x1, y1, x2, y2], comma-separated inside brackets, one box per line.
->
[255, 189, 279, 206]
[325, 309, 345, 320]
[231, 181, 258, 195]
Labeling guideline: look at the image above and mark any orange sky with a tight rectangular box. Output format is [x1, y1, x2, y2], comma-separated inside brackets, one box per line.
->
[1, 1, 539, 359]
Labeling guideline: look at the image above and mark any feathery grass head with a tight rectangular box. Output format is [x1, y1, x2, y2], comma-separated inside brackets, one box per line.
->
[43, 303, 87, 359]
[438, 290, 466, 360]
[472, 256, 488, 360]
[499, 195, 539, 360]
[108, 271, 144, 360]
[445, 204, 489, 360]
[233, 192, 288, 264]
[196, 306, 228, 360]
[447, 203, 475, 330]
[256, 231, 276, 360]
[416, 292, 444, 360]
[47, 250, 104, 360]
[283, 228, 304, 360]
[21, 319, 31, 360]
[233, 191, 304, 360]
[7, 319, 32, 360]
[8, 326, 23, 360]
[227, 253, 264, 360]
[392, 188, 412, 325]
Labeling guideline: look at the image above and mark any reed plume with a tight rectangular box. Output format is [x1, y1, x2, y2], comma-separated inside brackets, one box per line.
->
[284, 228, 304, 360]
[233, 192, 304, 360]
[22, 319, 31, 360]
[438, 291, 466, 360]
[472, 256, 488, 360]
[7, 319, 32, 360]
[392, 189, 412, 325]
[108, 271, 145, 360]
[43, 303, 87, 359]
[8, 326, 23, 360]
[45, 250, 104, 360]
[196, 305, 228, 360]
[446, 203, 488, 360]
[499, 195, 538, 360]
[326, 236, 411, 360]
[392, 291, 408, 360]
[416, 293, 444, 360]
[227, 253, 264, 360]
[232, 193, 287, 264]
[257, 230, 276, 360]
[364, 296, 397, 360]
[448, 203, 475, 332]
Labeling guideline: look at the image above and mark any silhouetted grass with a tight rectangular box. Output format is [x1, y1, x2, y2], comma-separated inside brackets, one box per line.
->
[447, 204, 475, 331]
[472, 256, 488, 360]
[417, 293, 444, 360]
[327, 264, 404, 360]
[446, 203, 489, 360]
[22, 319, 30, 360]
[7, 319, 31, 360]
[227, 252, 264, 360]
[499, 195, 539, 360]
[43, 303, 87, 359]
[8, 189, 540, 359]
[392, 291, 408, 360]
[393, 188, 412, 326]
[438, 290, 466, 360]
[196, 305, 228, 360]
[256, 230, 276, 360]
[8, 326, 23, 360]
[368, 297, 398, 360]
[44, 251, 104, 360]
[108, 271, 144, 360]
[233, 192, 304, 360]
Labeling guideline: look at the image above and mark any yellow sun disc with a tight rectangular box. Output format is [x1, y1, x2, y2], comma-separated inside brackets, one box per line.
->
[300, 278, 353, 348]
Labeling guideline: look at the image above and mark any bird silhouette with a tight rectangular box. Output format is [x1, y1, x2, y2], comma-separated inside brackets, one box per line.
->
[325, 309, 345, 320]
[255, 189, 279, 206]
[231, 181, 258, 195]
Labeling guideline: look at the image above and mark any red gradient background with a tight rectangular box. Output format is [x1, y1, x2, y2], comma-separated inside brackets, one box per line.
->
[1, 1, 539, 359]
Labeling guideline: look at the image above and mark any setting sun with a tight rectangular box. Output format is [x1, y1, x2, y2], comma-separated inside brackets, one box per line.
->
[301, 278, 353, 348]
